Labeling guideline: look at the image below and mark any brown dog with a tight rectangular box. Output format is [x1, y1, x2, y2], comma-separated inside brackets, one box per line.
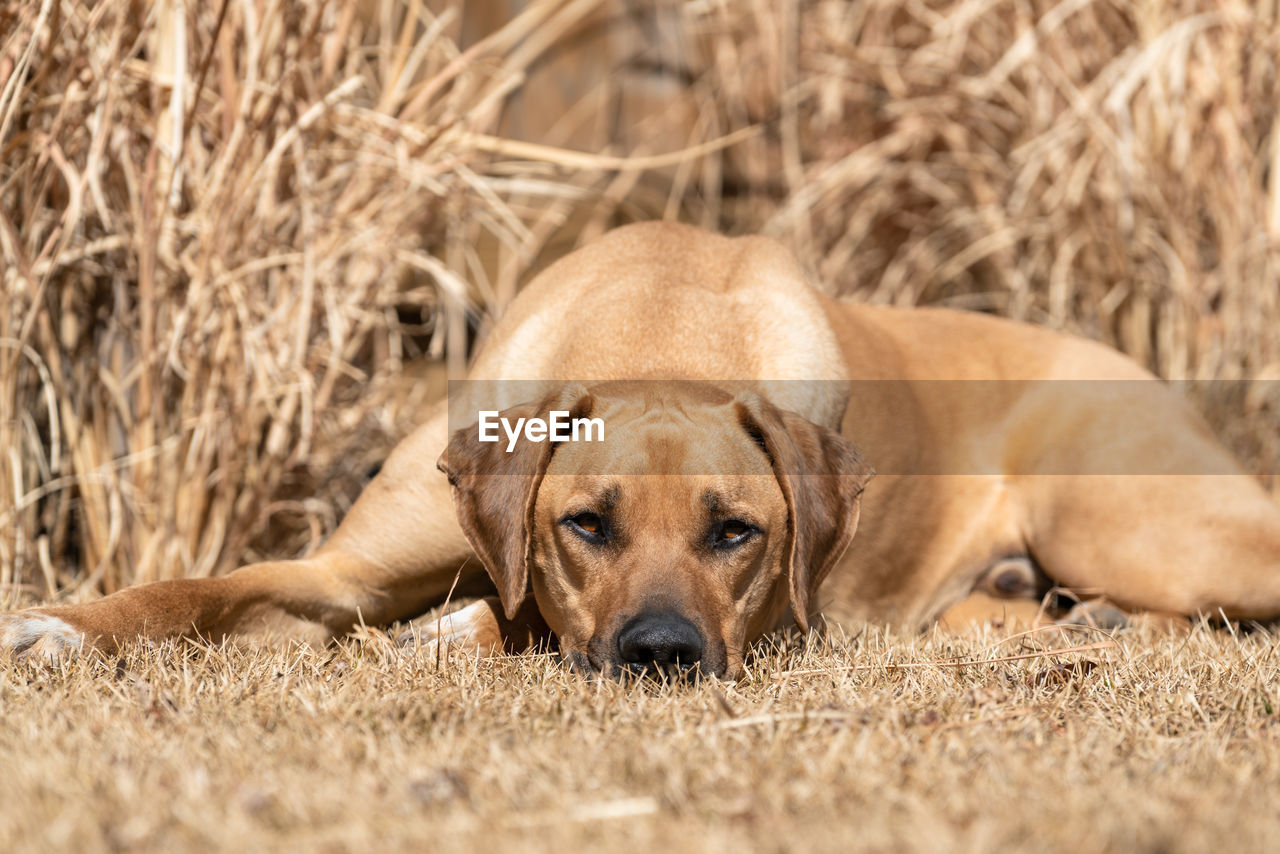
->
[3, 222, 1279, 677]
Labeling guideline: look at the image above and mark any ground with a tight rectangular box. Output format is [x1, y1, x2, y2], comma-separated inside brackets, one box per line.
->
[2, 616, 1278, 852]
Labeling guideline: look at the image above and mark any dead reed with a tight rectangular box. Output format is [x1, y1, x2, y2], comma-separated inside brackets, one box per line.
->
[0, 0, 639, 596]
[3, 0, 1278, 597]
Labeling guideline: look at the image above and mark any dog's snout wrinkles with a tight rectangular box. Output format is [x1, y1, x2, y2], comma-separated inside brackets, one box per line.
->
[616, 612, 704, 667]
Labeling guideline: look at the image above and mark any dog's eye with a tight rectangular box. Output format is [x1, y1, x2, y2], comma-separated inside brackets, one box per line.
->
[564, 512, 607, 542]
[713, 519, 756, 549]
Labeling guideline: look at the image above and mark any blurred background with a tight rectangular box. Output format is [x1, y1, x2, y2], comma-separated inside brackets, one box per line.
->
[2, 0, 1278, 599]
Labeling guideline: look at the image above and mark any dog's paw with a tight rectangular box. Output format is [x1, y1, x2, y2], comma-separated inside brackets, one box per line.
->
[1057, 600, 1130, 632]
[395, 599, 504, 657]
[0, 612, 86, 662]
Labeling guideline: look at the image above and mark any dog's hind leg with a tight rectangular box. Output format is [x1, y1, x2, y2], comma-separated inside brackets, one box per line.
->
[1020, 471, 1280, 620]
[997, 373, 1280, 621]
[1009, 383, 1280, 620]
[0, 401, 483, 659]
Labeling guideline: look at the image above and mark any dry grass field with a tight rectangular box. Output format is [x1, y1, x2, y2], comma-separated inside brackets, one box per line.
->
[5, 0, 1280, 850]
[2, 620, 1280, 853]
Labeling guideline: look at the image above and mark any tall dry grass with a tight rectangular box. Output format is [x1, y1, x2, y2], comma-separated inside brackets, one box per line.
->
[673, 0, 1280, 469]
[658, 2, 1280, 373]
[0, 0, 654, 597]
[2, 0, 1279, 598]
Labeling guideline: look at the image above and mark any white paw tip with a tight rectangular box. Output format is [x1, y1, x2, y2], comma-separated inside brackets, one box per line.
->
[0, 612, 85, 660]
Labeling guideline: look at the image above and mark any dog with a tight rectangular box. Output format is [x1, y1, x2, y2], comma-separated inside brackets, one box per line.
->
[3, 222, 1279, 677]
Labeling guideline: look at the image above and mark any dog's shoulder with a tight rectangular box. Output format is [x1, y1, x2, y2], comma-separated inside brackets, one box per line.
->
[470, 224, 848, 393]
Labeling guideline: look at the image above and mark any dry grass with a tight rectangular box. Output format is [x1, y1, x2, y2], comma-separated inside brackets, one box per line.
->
[2, 622, 1279, 852]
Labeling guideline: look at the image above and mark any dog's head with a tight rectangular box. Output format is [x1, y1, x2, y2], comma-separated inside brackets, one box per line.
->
[438, 382, 872, 679]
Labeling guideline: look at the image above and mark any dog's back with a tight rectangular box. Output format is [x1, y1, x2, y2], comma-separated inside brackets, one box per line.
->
[467, 222, 852, 426]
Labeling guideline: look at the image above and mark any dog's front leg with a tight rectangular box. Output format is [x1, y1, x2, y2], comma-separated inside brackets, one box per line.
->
[0, 546, 455, 660]
[0, 402, 482, 660]
[0, 557, 356, 659]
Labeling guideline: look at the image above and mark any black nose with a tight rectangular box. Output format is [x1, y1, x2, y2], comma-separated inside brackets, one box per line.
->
[616, 612, 704, 668]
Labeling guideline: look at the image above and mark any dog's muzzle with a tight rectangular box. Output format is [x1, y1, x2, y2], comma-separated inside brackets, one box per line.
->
[615, 611, 704, 673]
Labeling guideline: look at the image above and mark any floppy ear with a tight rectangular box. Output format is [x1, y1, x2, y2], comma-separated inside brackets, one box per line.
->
[736, 396, 874, 632]
[437, 386, 593, 620]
